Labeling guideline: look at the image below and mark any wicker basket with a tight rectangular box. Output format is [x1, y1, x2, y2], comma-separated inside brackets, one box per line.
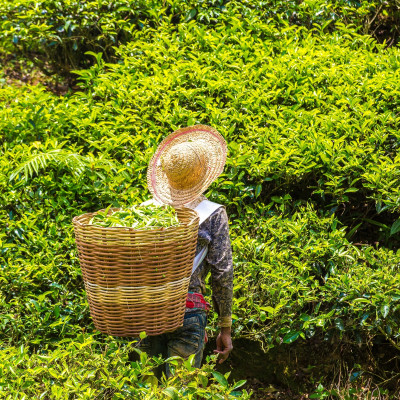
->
[73, 207, 199, 336]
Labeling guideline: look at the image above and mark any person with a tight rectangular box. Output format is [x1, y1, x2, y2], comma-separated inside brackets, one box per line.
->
[138, 125, 234, 378]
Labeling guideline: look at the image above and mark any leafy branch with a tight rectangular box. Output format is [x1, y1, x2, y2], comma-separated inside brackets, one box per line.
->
[9, 149, 129, 182]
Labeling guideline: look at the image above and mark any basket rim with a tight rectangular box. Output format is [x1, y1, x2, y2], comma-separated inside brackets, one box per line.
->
[72, 206, 199, 232]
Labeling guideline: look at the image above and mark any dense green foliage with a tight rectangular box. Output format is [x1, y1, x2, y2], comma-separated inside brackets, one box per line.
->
[1, 0, 399, 77]
[0, 339, 249, 398]
[2, 0, 400, 398]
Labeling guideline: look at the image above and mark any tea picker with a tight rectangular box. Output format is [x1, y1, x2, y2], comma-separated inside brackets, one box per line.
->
[141, 125, 234, 376]
[73, 125, 233, 377]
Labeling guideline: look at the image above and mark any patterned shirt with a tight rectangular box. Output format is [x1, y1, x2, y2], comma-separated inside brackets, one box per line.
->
[185, 196, 234, 328]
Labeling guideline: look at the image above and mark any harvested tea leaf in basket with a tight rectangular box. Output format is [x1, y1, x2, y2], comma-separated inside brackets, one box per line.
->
[89, 204, 180, 229]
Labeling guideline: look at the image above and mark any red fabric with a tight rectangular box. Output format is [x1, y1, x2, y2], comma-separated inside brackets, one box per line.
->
[186, 292, 211, 311]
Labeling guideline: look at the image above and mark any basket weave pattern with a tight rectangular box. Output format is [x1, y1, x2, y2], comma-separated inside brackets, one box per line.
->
[73, 207, 199, 336]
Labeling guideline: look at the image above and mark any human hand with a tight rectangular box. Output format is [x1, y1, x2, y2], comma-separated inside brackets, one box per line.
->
[213, 327, 233, 364]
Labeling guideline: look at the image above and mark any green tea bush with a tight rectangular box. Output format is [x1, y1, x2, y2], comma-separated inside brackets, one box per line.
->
[0, 0, 232, 76]
[229, 204, 400, 348]
[1, 0, 399, 77]
[0, 338, 251, 399]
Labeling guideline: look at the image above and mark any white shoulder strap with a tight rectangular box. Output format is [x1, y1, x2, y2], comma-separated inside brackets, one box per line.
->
[191, 200, 223, 274]
[194, 199, 223, 225]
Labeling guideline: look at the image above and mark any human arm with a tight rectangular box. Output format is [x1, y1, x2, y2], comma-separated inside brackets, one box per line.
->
[206, 207, 234, 363]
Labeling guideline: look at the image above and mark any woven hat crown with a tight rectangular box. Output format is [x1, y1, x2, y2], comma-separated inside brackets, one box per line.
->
[161, 142, 206, 190]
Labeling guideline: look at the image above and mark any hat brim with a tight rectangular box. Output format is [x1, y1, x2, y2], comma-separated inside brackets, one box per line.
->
[147, 125, 227, 206]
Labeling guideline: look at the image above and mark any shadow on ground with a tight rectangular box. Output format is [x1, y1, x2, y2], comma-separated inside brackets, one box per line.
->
[204, 335, 400, 399]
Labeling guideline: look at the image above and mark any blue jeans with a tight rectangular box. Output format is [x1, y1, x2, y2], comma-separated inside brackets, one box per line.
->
[139, 310, 207, 378]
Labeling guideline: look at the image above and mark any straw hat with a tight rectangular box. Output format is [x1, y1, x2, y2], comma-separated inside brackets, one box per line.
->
[147, 125, 227, 206]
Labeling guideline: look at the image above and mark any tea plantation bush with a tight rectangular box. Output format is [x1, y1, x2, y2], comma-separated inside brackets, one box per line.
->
[1, 0, 399, 77]
[2, 3, 400, 398]
[0, 337, 250, 398]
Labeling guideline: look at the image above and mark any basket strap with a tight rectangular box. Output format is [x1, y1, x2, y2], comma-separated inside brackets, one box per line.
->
[194, 199, 223, 225]
[192, 246, 208, 274]
[191, 200, 223, 274]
